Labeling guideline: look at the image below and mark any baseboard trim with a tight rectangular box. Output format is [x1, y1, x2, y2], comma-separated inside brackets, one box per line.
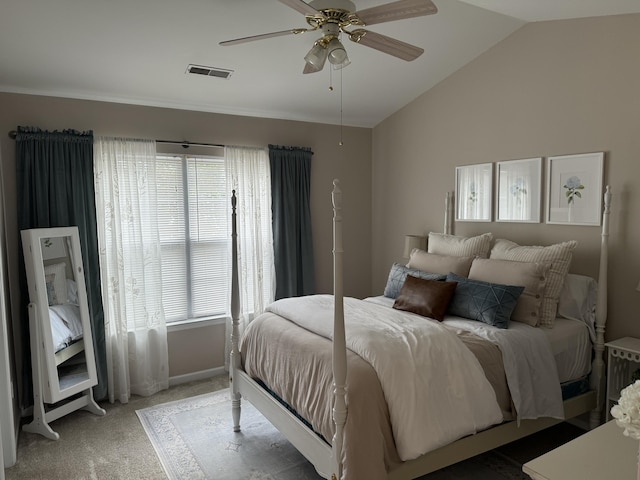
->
[169, 367, 226, 387]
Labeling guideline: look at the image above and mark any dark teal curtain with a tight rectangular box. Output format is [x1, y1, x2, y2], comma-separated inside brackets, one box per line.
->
[268, 144, 315, 299]
[16, 126, 107, 405]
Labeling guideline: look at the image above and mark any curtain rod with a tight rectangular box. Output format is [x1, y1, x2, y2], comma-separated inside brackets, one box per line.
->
[8, 131, 224, 149]
[156, 139, 225, 149]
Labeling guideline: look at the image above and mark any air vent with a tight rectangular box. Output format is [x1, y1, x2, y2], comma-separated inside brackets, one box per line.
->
[186, 64, 233, 79]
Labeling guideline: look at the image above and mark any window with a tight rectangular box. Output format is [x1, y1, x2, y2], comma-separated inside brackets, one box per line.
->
[156, 155, 229, 323]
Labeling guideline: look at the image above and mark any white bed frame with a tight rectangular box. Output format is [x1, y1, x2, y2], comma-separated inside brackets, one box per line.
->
[229, 182, 612, 480]
[54, 339, 85, 366]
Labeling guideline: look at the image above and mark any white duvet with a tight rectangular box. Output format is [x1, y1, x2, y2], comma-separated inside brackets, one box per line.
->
[367, 296, 565, 422]
[266, 295, 504, 461]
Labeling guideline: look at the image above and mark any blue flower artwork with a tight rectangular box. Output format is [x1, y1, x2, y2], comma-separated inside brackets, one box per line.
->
[563, 176, 584, 205]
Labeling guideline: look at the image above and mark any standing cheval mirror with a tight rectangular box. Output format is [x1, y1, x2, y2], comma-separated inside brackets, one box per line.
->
[21, 226, 105, 440]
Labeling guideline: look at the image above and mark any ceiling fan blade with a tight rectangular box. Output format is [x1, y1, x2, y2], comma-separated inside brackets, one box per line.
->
[348, 29, 423, 61]
[219, 28, 309, 46]
[353, 0, 437, 26]
[278, 0, 321, 17]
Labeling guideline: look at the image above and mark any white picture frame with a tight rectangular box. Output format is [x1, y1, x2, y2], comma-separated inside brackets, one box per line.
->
[546, 152, 604, 226]
[455, 163, 493, 222]
[496, 158, 542, 223]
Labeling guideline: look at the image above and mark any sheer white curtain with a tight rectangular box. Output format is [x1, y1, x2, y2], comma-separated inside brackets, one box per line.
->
[94, 137, 168, 403]
[224, 146, 275, 368]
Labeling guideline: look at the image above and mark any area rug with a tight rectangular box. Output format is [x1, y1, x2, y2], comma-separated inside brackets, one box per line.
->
[136, 389, 529, 480]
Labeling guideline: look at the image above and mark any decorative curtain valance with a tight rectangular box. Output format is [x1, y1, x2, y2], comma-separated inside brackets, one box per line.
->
[268, 144, 314, 155]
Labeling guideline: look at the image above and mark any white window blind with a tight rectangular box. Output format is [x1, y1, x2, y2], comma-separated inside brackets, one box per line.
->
[156, 155, 229, 323]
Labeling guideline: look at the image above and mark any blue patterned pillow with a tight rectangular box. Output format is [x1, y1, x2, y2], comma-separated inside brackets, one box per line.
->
[446, 272, 524, 329]
[383, 263, 446, 299]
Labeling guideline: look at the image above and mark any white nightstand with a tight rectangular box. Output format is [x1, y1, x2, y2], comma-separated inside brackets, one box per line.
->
[523, 420, 638, 479]
[606, 337, 640, 421]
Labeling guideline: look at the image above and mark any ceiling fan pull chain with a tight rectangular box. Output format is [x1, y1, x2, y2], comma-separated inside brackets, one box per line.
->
[339, 67, 344, 147]
[329, 65, 334, 91]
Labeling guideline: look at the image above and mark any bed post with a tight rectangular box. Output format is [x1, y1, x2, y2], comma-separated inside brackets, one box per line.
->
[331, 180, 346, 480]
[590, 185, 611, 429]
[444, 191, 454, 235]
[230, 190, 242, 432]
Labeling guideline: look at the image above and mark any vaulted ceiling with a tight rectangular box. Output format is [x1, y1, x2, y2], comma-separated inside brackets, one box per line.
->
[1, 0, 639, 127]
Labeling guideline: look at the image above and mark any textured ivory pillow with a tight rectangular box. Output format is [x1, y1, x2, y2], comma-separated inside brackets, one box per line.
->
[427, 232, 493, 258]
[489, 239, 577, 327]
[407, 249, 474, 277]
[393, 274, 458, 321]
[469, 258, 550, 327]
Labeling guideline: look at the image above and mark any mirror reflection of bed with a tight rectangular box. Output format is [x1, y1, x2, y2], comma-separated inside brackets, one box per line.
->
[42, 237, 90, 390]
[21, 227, 105, 440]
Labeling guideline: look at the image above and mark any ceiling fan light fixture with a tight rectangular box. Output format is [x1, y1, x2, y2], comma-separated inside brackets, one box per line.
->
[327, 38, 349, 66]
[332, 55, 351, 70]
[304, 42, 328, 70]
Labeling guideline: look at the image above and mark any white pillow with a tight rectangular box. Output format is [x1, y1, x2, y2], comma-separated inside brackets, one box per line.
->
[407, 249, 474, 276]
[558, 273, 598, 341]
[428, 232, 493, 258]
[43, 262, 68, 305]
[469, 258, 550, 327]
[489, 239, 577, 328]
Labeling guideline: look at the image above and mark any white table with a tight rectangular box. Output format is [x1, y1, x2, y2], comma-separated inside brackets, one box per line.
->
[523, 420, 638, 479]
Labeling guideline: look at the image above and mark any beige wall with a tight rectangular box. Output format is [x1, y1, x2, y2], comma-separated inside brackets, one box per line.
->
[373, 14, 640, 342]
[0, 93, 372, 394]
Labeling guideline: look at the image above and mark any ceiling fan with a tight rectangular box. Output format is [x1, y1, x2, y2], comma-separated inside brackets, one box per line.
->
[219, 0, 438, 74]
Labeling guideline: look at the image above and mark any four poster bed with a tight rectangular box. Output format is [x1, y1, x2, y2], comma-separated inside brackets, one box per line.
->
[229, 181, 612, 480]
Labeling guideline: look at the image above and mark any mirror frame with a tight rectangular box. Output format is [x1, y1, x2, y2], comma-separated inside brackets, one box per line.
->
[21, 226, 98, 404]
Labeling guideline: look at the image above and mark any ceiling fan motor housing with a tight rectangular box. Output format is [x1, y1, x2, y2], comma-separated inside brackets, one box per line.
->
[308, 0, 356, 13]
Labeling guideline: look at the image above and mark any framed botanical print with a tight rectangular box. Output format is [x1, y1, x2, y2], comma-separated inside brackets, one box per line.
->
[546, 152, 604, 226]
[496, 158, 542, 223]
[455, 163, 493, 222]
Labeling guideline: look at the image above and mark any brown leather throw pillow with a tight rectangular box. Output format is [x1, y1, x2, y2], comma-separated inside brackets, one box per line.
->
[392, 274, 457, 321]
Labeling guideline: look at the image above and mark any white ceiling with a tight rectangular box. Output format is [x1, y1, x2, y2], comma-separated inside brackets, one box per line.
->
[1, 0, 639, 128]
